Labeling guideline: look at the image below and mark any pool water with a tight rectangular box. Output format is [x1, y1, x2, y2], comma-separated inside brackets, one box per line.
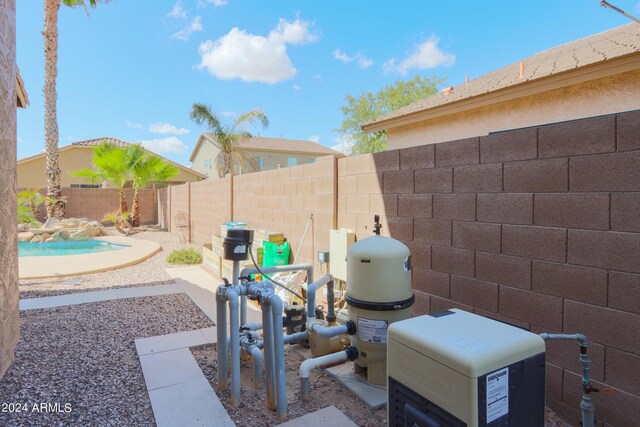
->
[18, 240, 129, 257]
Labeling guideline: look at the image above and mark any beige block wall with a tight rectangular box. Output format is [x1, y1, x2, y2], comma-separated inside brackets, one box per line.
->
[0, 0, 19, 380]
[232, 155, 337, 272]
[63, 188, 157, 224]
[189, 177, 232, 244]
[17, 146, 200, 188]
[387, 70, 640, 150]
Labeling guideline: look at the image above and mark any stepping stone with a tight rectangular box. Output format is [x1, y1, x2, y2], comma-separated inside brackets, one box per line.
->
[276, 406, 358, 427]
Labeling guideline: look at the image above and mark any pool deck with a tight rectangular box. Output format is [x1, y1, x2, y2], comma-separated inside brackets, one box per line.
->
[18, 236, 161, 280]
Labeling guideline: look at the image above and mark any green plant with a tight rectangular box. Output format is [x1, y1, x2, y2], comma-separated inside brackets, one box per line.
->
[17, 188, 45, 219]
[17, 200, 39, 225]
[167, 248, 203, 265]
[70, 142, 130, 214]
[127, 144, 179, 227]
[337, 75, 444, 154]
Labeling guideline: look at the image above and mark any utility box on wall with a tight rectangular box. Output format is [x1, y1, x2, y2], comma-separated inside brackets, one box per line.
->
[329, 229, 356, 281]
[387, 309, 546, 427]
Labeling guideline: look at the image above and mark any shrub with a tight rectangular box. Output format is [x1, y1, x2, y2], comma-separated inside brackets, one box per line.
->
[167, 248, 203, 265]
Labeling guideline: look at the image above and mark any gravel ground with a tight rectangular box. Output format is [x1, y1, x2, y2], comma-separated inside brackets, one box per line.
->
[0, 293, 213, 427]
[19, 230, 198, 299]
[192, 344, 388, 427]
[193, 344, 569, 427]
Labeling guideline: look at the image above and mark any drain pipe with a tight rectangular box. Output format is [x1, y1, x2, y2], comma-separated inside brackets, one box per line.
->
[299, 347, 359, 400]
[539, 333, 594, 427]
[216, 287, 229, 391]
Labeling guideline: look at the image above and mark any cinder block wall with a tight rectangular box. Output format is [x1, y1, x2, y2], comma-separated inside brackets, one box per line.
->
[337, 111, 640, 426]
[63, 188, 157, 224]
[189, 177, 232, 244]
[0, 0, 19, 380]
[232, 156, 336, 272]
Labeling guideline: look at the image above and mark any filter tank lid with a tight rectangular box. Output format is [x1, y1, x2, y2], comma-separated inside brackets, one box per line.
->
[347, 234, 410, 259]
[387, 309, 545, 378]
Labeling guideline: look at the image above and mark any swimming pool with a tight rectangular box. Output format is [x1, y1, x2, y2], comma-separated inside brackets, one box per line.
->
[18, 240, 129, 257]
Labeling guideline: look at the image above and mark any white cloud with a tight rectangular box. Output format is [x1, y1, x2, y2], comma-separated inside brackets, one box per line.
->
[198, 0, 228, 7]
[126, 121, 144, 130]
[309, 135, 320, 143]
[312, 74, 322, 81]
[197, 17, 318, 84]
[139, 137, 188, 154]
[333, 48, 373, 69]
[331, 136, 353, 155]
[167, 2, 186, 19]
[221, 111, 237, 118]
[148, 122, 190, 135]
[383, 35, 455, 75]
[293, 84, 301, 91]
[172, 16, 203, 41]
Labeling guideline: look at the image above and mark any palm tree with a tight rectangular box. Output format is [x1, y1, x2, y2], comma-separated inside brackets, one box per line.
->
[190, 103, 269, 178]
[43, 0, 104, 219]
[17, 188, 45, 220]
[127, 145, 179, 227]
[70, 142, 131, 214]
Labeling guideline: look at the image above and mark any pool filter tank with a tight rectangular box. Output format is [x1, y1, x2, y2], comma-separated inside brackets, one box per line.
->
[346, 216, 414, 385]
[387, 309, 546, 427]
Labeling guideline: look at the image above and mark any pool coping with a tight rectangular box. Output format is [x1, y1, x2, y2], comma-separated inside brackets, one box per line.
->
[18, 236, 162, 280]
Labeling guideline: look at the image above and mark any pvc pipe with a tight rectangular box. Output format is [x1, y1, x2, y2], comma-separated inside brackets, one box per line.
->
[241, 263, 314, 283]
[309, 322, 350, 338]
[250, 345, 263, 388]
[261, 298, 276, 410]
[540, 333, 594, 427]
[216, 289, 229, 390]
[241, 322, 263, 331]
[232, 261, 247, 330]
[306, 274, 333, 330]
[283, 330, 309, 345]
[269, 294, 288, 420]
[227, 289, 241, 407]
[299, 350, 349, 400]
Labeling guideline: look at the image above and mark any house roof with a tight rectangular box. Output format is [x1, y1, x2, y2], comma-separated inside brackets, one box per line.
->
[18, 137, 207, 179]
[16, 66, 29, 108]
[189, 133, 340, 162]
[363, 23, 640, 132]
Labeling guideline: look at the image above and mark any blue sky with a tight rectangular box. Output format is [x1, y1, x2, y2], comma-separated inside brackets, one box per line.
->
[16, 0, 639, 166]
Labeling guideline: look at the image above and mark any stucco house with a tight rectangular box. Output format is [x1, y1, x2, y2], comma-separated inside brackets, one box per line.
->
[189, 133, 340, 178]
[363, 23, 640, 150]
[17, 137, 206, 189]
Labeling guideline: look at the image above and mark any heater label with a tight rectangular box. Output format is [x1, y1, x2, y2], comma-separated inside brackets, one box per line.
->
[486, 367, 509, 423]
[357, 317, 388, 344]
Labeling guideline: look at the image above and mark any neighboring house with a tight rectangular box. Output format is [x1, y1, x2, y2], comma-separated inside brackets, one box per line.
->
[17, 137, 206, 188]
[190, 133, 340, 178]
[363, 23, 640, 150]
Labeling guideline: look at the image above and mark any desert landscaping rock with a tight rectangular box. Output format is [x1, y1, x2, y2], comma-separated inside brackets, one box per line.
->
[0, 294, 213, 427]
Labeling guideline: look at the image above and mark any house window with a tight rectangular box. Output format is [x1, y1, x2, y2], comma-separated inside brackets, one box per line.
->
[308, 158, 315, 164]
[254, 156, 264, 170]
[287, 157, 298, 167]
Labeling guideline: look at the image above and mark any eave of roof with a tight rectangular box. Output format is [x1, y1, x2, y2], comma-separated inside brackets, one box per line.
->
[363, 23, 640, 133]
[16, 66, 29, 108]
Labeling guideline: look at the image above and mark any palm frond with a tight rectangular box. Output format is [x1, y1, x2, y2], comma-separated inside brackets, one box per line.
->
[190, 103, 221, 132]
[234, 109, 269, 130]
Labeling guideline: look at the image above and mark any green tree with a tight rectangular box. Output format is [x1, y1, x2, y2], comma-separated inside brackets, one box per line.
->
[127, 145, 179, 227]
[43, 0, 108, 219]
[70, 142, 131, 214]
[17, 188, 45, 220]
[190, 103, 269, 177]
[337, 75, 444, 155]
